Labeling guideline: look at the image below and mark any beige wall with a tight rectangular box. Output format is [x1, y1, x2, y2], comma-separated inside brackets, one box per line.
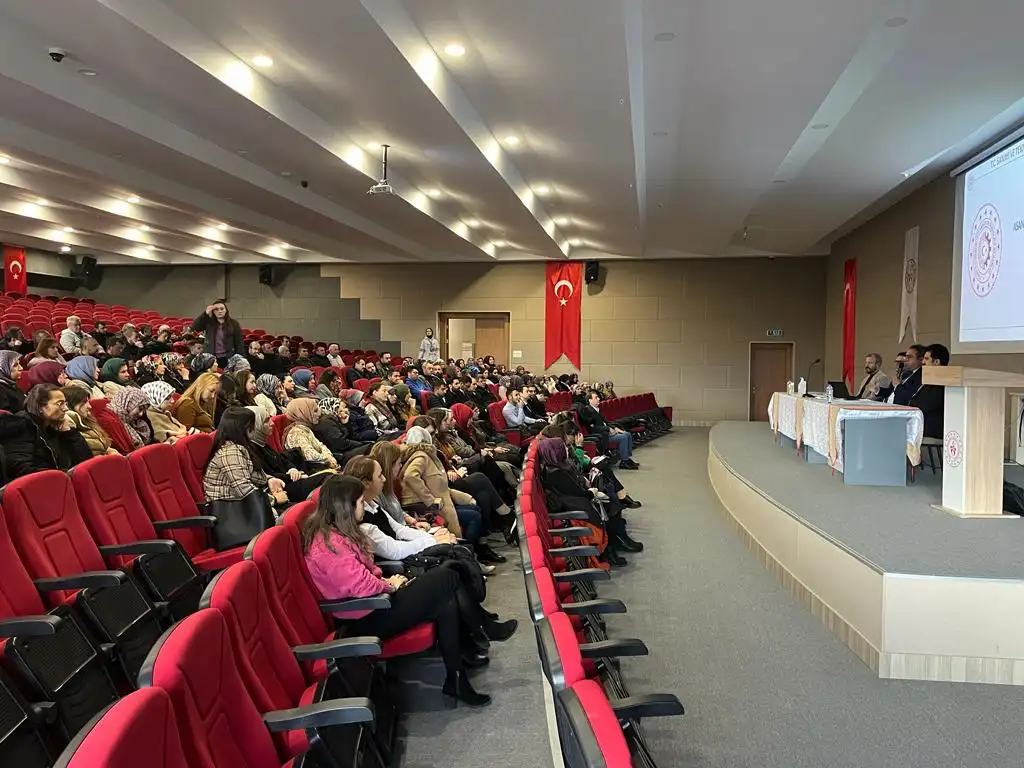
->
[322, 259, 826, 423]
[824, 175, 1024, 379]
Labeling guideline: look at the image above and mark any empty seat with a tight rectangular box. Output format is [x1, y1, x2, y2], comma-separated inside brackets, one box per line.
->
[1, 470, 165, 683]
[128, 443, 245, 572]
[173, 432, 215, 505]
[70, 454, 205, 620]
[139, 609, 377, 768]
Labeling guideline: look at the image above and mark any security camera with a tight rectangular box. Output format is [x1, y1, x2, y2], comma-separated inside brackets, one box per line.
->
[48, 47, 67, 63]
[300, 180, 309, 189]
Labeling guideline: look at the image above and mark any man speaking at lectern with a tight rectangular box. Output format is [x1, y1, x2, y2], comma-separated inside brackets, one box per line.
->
[893, 343, 947, 439]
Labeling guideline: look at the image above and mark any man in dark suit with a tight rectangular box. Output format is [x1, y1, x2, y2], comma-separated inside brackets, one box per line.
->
[579, 390, 639, 470]
[427, 381, 454, 410]
[915, 343, 949, 439]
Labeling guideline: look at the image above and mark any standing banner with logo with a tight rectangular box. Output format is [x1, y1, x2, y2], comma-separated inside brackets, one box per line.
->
[898, 226, 919, 343]
[2, 245, 26, 295]
[544, 261, 583, 369]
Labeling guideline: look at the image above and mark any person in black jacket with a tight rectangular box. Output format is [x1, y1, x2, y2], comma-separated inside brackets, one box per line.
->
[916, 343, 949, 439]
[0, 350, 26, 413]
[535, 436, 641, 567]
[313, 398, 372, 465]
[428, 381, 455, 410]
[191, 299, 244, 369]
[523, 384, 548, 421]
[578, 390, 639, 470]
[0, 384, 91, 481]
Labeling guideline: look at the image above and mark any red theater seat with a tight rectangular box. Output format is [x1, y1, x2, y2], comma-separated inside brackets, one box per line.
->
[174, 431, 215, 505]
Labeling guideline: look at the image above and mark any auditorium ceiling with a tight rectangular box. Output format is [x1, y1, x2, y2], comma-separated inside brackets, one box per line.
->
[0, 0, 1022, 264]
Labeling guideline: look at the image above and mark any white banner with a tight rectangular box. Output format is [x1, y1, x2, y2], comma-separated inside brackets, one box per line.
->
[899, 226, 919, 343]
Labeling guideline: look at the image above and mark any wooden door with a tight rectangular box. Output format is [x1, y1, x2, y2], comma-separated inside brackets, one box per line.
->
[474, 316, 509, 367]
[749, 343, 793, 421]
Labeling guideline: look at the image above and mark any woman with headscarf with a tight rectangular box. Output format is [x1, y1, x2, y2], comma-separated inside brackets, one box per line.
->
[225, 354, 250, 376]
[135, 354, 175, 388]
[62, 386, 119, 457]
[189, 353, 218, 378]
[162, 353, 189, 393]
[283, 397, 338, 470]
[99, 357, 132, 397]
[335, 389, 378, 442]
[312, 398, 372, 465]
[141, 381, 190, 444]
[291, 369, 314, 397]
[0, 350, 26, 412]
[24, 361, 68, 388]
[109, 387, 154, 451]
[63, 355, 104, 399]
[536, 435, 640, 567]
[246, 405, 332, 502]
[255, 373, 285, 415]
[450, 401, 522, 467]
[0, 384, 91, 479]
[172, 372, 219, 433]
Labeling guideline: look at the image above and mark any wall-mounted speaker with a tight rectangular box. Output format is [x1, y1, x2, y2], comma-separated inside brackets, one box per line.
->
[258, 265, 276, 286]
[71, 255, 103, 290]
[584, 260, 600, 284]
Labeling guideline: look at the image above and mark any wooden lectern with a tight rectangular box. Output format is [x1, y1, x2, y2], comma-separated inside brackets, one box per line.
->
[924, 366, 1024, 517]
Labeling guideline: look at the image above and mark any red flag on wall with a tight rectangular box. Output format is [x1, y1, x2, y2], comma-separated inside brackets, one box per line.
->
[842, 258, 857, 390]
[544, 261, 583, 369]
[2, 245, 26, 295]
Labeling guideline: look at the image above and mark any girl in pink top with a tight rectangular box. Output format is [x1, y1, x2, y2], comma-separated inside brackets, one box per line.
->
[302, 475, 513, 707]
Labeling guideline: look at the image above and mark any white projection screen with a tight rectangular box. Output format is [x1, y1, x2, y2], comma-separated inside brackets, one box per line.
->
[951, 127, 1024, 354]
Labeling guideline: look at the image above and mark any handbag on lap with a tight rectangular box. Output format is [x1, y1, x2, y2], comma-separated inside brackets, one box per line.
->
[209, 490, 276, 551]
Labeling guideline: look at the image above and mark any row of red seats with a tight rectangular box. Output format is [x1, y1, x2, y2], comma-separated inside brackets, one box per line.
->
[599, 393, 673, 424]
[516, 440, 684, 767]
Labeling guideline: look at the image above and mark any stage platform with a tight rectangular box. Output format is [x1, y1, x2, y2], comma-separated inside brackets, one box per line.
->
[708, 421, 1024, 686]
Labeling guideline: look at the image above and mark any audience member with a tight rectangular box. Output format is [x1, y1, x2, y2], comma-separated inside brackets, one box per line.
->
[301, 475, 498, 707]
[203, 407, 289, 509]
[0, 351, 26, 413]
[119, 323, 145, 361]
[62, 386, 119, 457]
[192, 299, 244, 367]
[313, 398, 373, 464]
[27, 338, 66, 368]
[404, 366, 432, 397]
[141, 381, 190, 444]
[25, 361, 68, 388]
[326, 343, 344, 368]
[309, 344, 331, 368]
[345, 358, 367, 388]
[283, 398, 339, 470]
[364, 383, 401, 437]
[315, 369, 343, 400]
[90, 321, 110, 349]
[580, 389, 639, 470]
[291, 369, 314, 397]
[58, 315, 88, 355]
[172, 372, 219, 433]
[391, 383, 418, 424]
[189, 353, 218, 378]
[144, 327, 173, 355]
[0, 384, 90, 479]
[99, 357, 132, 397]
[255, 373, 287, 415]
[502, 388, 544, 431]
[109, 387, 154, 451]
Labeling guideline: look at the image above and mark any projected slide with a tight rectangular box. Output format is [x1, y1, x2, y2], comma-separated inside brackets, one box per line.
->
[959, 137, 1024, 342]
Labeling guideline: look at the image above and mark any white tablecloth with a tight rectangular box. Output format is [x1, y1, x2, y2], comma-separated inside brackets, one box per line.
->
[768, 392, 924, 471]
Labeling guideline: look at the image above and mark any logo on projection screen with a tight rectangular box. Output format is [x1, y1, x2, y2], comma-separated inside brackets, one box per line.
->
[967, 203, 1002, 298]
[943, 430, 964, 468]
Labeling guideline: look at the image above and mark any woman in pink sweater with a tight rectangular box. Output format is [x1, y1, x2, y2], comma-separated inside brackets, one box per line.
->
[302, 475, 510, 708]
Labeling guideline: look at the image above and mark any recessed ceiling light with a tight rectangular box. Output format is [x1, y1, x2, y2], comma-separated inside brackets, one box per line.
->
[504, 135, 520, 146]
[569, 238, 583, 246]
[237, 149, 249, 156]
[280, 171, 293, 177]
[0, 155, 9, 164]
[425, 188, 442, 199]
[278, 242, 290, 250]
[139, 224, 150, 232]
[554, 216, 569, 226]
[465, 218, 480, 228]
[366, 141, 381, 150]
[210, 244, 221, 250]
[60, 246, 71, 253]
[654, 32, 677, 42]
[535, 185, 551, 195]
[126, 195, 140, 203]
[443, 43, 466, 57]
[252, 54, 274, 68]
[146, 245, 156, 251]
[63, 226, 74, 233]
[78, 68, 98, 77]
[36, 198, 49, 206]
[217, 222, 229, 230]
[811, 123, 830, 130]
[884, 16, 908, 27]
[492, 240, 507, 248]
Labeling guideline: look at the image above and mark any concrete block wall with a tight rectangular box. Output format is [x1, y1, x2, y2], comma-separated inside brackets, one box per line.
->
[322, 258, 827, 422]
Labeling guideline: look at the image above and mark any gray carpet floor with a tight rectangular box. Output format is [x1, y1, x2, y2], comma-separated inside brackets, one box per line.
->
[390, 532, 554, 768]
[711, 421, 1024, 578]
[595, 429, 1024, 768]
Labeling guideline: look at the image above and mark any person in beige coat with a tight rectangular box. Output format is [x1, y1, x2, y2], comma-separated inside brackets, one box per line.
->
[399, 426, 484, 544]
[141, 381, 191, 444]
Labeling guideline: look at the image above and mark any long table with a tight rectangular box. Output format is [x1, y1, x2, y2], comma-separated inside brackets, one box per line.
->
[768, 392, 924, 472]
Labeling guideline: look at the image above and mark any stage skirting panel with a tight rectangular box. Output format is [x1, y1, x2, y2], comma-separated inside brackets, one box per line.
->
[708, 422, 1024, 686]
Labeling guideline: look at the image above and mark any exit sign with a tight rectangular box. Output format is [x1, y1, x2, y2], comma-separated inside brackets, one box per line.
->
[766, 328, 784, 338]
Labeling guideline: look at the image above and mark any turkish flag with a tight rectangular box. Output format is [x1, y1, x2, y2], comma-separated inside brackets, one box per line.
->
[842, 258, 857, 389]
[544, 261, 583, 369]
[2, 245, 26, 295]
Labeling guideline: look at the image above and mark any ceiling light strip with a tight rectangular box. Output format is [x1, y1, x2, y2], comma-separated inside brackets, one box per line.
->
[359, 0, 569, 258]
[622, 0, 648, 251]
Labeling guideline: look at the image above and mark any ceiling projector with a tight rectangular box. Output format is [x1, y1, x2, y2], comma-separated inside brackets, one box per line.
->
[367, 143, 396, 196]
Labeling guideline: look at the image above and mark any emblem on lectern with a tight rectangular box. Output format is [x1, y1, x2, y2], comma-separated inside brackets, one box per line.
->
[943, 430, 964, 468]
[968, 203, 1002, 298]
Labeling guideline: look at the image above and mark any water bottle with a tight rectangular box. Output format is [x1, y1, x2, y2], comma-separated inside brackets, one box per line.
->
[825, 384, 834, 403]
